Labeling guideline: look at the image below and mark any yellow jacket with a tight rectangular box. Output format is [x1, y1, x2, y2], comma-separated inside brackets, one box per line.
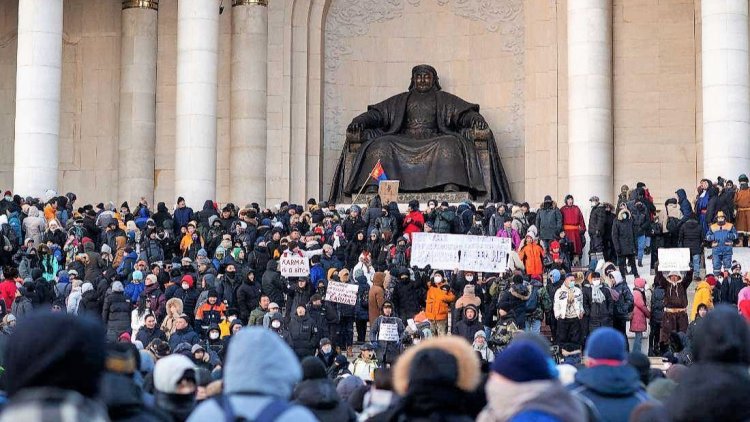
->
[690, 280, 713, 321]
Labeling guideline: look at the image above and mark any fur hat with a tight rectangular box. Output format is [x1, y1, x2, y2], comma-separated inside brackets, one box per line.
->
[393, 336, 480, 396]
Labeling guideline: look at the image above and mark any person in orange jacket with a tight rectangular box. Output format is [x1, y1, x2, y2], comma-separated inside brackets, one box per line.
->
[195, 289, 227, 335]
[425, 270, 456, 336]
[518, 233, 545, 278]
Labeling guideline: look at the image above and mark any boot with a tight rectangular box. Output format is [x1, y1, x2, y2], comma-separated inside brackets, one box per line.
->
[638, 259, 643, 267]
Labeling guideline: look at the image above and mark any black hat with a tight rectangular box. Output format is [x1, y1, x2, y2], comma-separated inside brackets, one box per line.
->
[207, 289, 218, 299]
[307, 198, 317, 205]
[440, 201, 449, 207]
[301, 356, 327, 380]
[544, 195, 552, 202]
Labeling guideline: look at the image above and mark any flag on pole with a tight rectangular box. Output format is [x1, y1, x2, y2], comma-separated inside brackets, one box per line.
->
[370, 160, 388, 183]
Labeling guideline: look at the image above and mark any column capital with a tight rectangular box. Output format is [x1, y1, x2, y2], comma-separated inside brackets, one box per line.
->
[233, 0, 268, 7]
[122, 0, 158, 11]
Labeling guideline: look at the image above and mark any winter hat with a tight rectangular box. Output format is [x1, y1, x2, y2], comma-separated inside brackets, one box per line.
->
[705, 274, 717, 287]
[101, 244, 112, 255]
[320, 337, 332, 347]
[474, 330, 487, 340]
[336, 375, 365, 401]
[181, 275, 194, 288]
[584, 327, 627, 363]
[153, 354, 196, 394]
[301, 356, 327, 380]
[543, 195, 552, 202]
[5, 313, 106, 398]
[634, 277, 646, 289]
[207, 289, 219, 299]
[145, 274, 157, 285]
[611, 270, 623, 284]
[191, 344, 205, 354]
[132, 270, 143, 282]
[197, 249, 208, 258]
[550, 269, 561, 283]
[491, 340, 554, 383]
[740, 174, 749, 183]
[112, 281, 124, 293]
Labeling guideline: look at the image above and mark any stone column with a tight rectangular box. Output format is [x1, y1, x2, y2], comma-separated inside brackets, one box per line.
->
[230, 0, 268, 204]
[13, 0, 63, 197]
[175, 0, 220, 206]
[702, 0, 750, 180]
[567, 0, 613, 205]
[118, 0, 158, 205]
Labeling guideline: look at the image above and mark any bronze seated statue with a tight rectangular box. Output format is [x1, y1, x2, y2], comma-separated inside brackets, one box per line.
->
[329, 64, 512, 203]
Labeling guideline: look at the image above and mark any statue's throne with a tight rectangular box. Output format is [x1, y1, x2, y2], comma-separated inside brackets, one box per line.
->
[341, 127, 494, 203]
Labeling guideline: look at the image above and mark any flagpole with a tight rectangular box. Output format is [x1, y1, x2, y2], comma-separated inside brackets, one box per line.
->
[352, 159, 381, 205]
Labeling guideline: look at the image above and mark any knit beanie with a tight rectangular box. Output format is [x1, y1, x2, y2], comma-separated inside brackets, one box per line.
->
[585, 327, 627, 362]
[132, 270, 143, 282]
[301, 356, 327, 380]
[112, 281, 124, 293]
[491, 340, 554, 383]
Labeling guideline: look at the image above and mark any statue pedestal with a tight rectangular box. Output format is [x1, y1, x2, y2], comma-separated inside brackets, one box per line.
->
[356, 191, 472, 205]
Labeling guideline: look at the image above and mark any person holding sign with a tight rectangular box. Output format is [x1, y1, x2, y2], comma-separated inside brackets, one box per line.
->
[370, 301, 404, 366]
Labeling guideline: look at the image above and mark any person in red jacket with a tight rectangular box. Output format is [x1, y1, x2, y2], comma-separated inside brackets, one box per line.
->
[403, 200, 425, 241]
[0, 266, 18, 311]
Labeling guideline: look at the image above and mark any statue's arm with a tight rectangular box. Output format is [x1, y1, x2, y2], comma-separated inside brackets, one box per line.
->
[347, 109, 384, 133]
[458, 110, 488, 130]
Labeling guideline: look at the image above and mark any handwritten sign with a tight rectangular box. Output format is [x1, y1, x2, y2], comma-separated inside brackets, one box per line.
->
[377, 318, 400, 342]
[378, 180, 400, 204]
[411, 233, 512, 273]
[658, 248, 690, 271]
[279, 254, 310, 277]
[325, 281, 358, 305]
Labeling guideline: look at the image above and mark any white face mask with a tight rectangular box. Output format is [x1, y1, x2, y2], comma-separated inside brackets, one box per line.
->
[591, 201, 597, 207]
[181, 283, 189, 290]
[592, 279, 601, 286]
[466, 276, 474, 282]
[322, 345, 332, 354]
[434, 276, 443, 283]
[209, 332, 220, 340]
[413, 338, 421, 345]
[271, 321, 281, 329]
[717, 277, 724, 283]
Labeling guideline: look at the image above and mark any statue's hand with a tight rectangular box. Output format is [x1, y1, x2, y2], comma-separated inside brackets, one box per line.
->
[347, 122, 365, 132]
[471, 117, 488, 131]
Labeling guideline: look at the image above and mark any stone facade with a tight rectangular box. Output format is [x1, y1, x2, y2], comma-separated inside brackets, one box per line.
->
[0, 0, 743, 207]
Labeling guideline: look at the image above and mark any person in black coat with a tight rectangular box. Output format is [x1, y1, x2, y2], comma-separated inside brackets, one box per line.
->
[342, 207, 366, 243]
[588, 197, 607, 259]
[391, 269, 425, 321]
[136, 314, 166, 347]
[497, 277, 530, 329]
[716, 181, 736, 223]
[261, 259, 285, 308]
[171, 275, 199, 319]
[293, 356, 357, 422]
[307, 294, 339, 343]
[286, 278, 314, 321]
[235, 270, 261, 324]
[102, 281, 132, 342]
[345, 231, 367, 269]
[288, 305, 319, 359]
[612, 208, 638, 277]
[451, 304, 482, 343]
[78, 282, 102, 317]
[678, 213, 704, 274]
[363, 196, 383, 236]
[582, 274, 613, 336]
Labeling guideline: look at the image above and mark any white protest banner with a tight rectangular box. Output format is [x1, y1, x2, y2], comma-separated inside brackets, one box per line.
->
[657, 248, 690, 271]
[325, 281, 358, 306]
[459, 236, 512, 273]
[279, 253, 310, 277]
[410, 232, 512, 273]
[704, 247, 750, 273]
[410, 232, 461, 270]
[378, 318, 400, 342]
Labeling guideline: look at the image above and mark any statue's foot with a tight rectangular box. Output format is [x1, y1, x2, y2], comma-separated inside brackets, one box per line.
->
[444, 183, 460, 192]
[365, 185, 379, 194]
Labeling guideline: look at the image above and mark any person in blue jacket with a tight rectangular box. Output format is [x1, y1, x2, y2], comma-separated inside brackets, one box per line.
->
[706, 211, 737, 275]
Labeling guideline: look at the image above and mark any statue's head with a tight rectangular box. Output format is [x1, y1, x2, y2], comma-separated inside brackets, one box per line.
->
[409, 64, 441, 93]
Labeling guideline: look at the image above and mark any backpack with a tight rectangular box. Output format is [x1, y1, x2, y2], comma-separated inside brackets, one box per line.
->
[215, 394, 291, 422]
[358, 284, 370, 309]
[7, 213, 21, 245]
[525, 283, 539, 314]
[514, 217, 529, 238]
[666, 216, 681, 234]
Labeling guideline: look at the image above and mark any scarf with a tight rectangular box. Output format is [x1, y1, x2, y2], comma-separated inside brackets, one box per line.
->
[591, 283, 605, 304]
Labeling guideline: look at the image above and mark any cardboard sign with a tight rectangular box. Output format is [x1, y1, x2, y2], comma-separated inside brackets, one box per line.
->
[411, 232, 512, 273]
[325, 281, 359, 305]
[279, 254, 310, 277]
[378, 180, 400, 204]
[377, 318, 400, 342]
[657, 248, 690, 271]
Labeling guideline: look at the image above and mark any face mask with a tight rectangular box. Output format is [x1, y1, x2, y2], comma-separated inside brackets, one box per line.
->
[718, 277, 724, 283]
[434, 276, 443, 283]
[271, 321, 281, 329]
[413, 338, 421, 345]
[4, 196, 10, 201]
[591, 201, 597, 207]
[592, 279, 601, 286]
[181, 283, 189, 290]
[209, 332, 220, 340]
[568, 281, 576, 288]
[322, 345, 332, 354]
[228, 316, 236, 322]
[466, 276, 474, 282]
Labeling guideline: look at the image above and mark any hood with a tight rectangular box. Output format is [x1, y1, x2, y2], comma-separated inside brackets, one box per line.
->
[202, 200, 214, 211]
[166, 297, 184, 315]
[372, 272, 385, 287]
[224, 327, 301, 398]
[266, 260, 278, 272]
[27, 206, 39, 218]
[463, 304, 478, 321]
[617, 209, 630, 220]
[634, 278, 646, 289]
[157, 202, 168, 213]
[511, 206, 524, 219]
[675, 189, 687, 202]
[293, 378, 341, 409]
[574, 365, 642, 396]
[692, 305, 750, 365]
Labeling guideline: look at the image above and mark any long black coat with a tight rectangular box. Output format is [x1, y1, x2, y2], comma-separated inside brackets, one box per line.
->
[102, 291, 131, 342]
[288, 314, 318, 359]
[236, 280, 262, 323]
[678, 218, 704, 256]
[391, 277, 425, 320]
[261, 260, 285, 307]
[612, 211, 637, 256]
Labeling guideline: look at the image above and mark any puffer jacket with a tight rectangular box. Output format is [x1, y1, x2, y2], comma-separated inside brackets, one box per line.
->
[675, 189, 693, 222]
[588, 205, 607, 238]
[261, 260, 285, 307]
[678, 217, 704, 255]
[425, 283, 455, 321]
[535, 204, 562, 241]
[612, 210, 637, 256]
[288, 314, 318, 359]
[102, 291, 132, 342]
[499, 283, 531, 328]
[391, 275, 425, 320]
[706, 221, 737, 254]
[432, 208, 455, 234]
[451, 305, 482, 342]
[630, 279, 650, 333]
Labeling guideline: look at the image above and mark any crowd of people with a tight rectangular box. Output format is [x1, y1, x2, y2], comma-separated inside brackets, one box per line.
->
[0, 177, 747, 421]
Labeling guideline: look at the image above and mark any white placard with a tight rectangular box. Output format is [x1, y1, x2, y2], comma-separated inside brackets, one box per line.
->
[280, 254, 310, 277]
[657, 248, 690, 271]
[377, 318, 400, 342]
[704, 247, 750, 273]
[411, 232, 512, 273]
[325, 281, 359, 305]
